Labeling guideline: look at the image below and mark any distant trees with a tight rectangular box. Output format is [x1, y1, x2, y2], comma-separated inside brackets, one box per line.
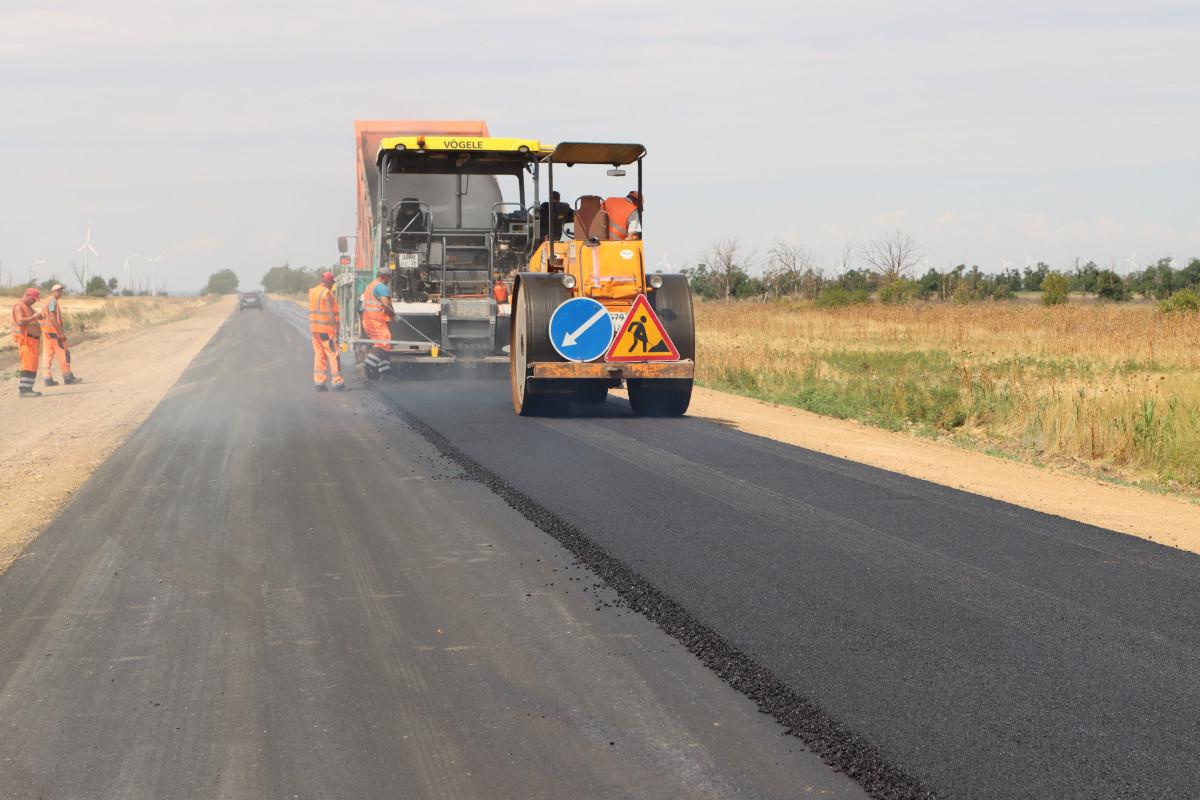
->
[261, 263, 321, 294]
[202, 269, 239, 295]
[85, 275, 111, 297]
[678, 236, 1200, 308]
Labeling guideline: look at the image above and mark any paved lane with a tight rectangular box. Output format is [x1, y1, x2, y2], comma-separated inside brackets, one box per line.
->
[372, 348, 1200, 799]
[0, 307, 865, 799]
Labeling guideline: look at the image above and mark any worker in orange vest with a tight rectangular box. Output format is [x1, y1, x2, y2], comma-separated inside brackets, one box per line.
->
[491, 273, 509, 304]
[308, 271, 344, 391]
[604, 190, 642, 240]
[43, 284, 82, 387]
[11, 287, 45, 398]
[361, 268, 394, 380]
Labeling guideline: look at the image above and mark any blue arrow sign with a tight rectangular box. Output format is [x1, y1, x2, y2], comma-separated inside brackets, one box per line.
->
[548, 297, 615, 362]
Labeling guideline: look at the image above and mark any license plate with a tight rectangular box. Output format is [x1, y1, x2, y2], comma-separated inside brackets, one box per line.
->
[608, 311, 626, 330]
[395, 252, 419, 270]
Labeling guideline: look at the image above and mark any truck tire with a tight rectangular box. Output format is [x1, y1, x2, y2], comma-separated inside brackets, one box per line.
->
[629, 274, 694, 416]
[511, 275, 570, 416]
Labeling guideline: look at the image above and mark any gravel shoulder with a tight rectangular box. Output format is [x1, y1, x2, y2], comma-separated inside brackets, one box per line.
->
[0, 296, 234, 573]
[677, 384, 1200, 554]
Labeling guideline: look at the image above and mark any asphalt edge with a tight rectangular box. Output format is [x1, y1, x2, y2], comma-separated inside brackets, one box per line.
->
[379, 391, 939, 800]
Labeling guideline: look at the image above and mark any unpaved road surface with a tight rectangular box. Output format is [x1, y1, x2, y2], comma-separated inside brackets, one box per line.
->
[0, 302, 864, 799]
[0, 297, 234, 572]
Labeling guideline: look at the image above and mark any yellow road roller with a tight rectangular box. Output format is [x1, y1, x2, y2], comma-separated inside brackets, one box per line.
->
[509, 142, 695, 416]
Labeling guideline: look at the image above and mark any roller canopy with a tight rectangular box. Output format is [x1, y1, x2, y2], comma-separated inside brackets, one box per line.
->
[543, 142, 646, 165]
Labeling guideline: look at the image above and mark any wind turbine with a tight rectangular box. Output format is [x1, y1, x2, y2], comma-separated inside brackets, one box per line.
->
[144, 255, 162, 296]
[31, 257, 46, 284]
[1000, 258, 1012, 273]
[123, 254, 143, 295]
[1125, 251, 1138, 272]
[77, 227, 100, 287]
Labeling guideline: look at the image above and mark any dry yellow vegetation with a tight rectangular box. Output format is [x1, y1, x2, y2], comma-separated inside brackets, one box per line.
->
[695, 300, 1200, 493]
[2, 296, 201, 367]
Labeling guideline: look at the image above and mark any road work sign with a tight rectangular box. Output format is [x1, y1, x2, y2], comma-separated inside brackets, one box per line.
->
[605, 294, 679, 362]
[549, 297, 616, 362]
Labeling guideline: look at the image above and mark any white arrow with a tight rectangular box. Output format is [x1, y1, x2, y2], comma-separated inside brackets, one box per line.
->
[562, 307, 609, 347]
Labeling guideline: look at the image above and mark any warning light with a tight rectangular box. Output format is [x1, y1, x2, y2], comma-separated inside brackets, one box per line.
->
[339, 255, 351, 266]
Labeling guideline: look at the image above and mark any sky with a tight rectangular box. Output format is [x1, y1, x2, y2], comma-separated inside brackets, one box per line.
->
[1, 0, 1198, 292]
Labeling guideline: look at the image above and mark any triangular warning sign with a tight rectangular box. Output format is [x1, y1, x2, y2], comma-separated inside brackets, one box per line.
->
[605, 294, 680, 362]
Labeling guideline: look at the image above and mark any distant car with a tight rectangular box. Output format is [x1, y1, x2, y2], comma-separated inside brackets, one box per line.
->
[239, 291, 263, 310]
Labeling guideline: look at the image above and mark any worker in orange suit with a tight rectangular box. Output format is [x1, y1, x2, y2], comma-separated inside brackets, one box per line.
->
[43, 284, 82, 387]
[604, 190, 642, 241]
[308, 271, 344, 392]
[11, 287, 45, 398]
[360, 268, 394, 380]
[491, 273, 508, 304]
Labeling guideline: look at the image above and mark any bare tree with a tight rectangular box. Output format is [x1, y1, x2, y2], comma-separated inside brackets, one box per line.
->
[707, 238, 755, 301]
[766, 240, 821, 299]
[837, 243, 856, 274]
[71, 261, 87, 292]
[862, 230, 921, 282]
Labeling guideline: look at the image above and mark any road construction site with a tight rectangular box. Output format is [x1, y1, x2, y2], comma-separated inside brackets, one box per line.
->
[2, 297, 1199, 799]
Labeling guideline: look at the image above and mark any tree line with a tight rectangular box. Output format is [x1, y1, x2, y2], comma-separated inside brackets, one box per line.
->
[680, 231, 1200, 310]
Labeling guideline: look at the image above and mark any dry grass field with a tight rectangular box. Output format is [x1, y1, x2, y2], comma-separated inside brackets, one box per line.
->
[1, 295, 201, 367]
[695, 300, 1200, 494]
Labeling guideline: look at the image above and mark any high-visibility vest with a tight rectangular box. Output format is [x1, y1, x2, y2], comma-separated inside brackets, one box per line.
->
[308, 284, 339, 335]
[361, 278, 390, 322]
[44, 297, 64, 335]
[492, 282, 508, 303]
[604, 197, 638, 240]
[11, 300, 40, 337]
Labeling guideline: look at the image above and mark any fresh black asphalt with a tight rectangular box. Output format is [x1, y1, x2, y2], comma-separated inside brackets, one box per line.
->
[0, 305, 864, 799]
[3, 300, 1198, 799]
[370, 337, 1200, 798]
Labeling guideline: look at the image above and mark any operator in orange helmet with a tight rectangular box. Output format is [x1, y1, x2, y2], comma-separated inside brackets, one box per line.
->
[308, 271, 344, 391]
[11, 287, 45, 398]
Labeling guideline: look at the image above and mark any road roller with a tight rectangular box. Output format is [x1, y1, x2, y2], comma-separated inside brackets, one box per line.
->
[509, 142, 695, 416]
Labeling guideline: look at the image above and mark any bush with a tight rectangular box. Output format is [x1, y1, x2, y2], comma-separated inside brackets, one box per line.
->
[1094, 269, 1129, 302]
[1040, 272, 1070, 306]
[815, 287, 871, 309]
[202, 269, 239, 295]
[85, 275, 111, 297]
[1159, 288, 1200, 314]
[878, 278, 917, 305]
[261, 264, 321, 294]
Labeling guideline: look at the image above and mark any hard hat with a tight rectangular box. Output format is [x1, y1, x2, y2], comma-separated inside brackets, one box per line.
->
[51, 283, 64, 292]
[627, 190, 642, 203]
[321, 271, 334, 282]
[24, 287, 40, 301]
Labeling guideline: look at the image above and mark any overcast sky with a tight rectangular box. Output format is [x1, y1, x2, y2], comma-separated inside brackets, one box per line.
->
[1, 1, 1197, 292]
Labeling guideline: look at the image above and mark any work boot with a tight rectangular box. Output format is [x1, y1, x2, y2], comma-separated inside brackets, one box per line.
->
[18, 389, 42, 398]
[314, 384, 328, 392]
[63, 374, 82, 385]
[44, 377, 59, 387]
[332, 383, 346, 391]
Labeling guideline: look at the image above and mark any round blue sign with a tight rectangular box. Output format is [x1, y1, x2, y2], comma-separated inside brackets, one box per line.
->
[548, 297, 615, 362]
